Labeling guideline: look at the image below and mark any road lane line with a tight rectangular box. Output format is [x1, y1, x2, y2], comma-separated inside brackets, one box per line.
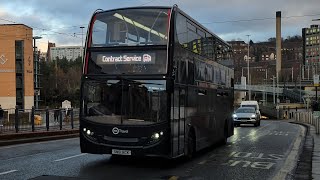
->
[246, 123, 271, 138]
[0, 170, 18, 176]
[273, 125, 305, 180]
[54, 153, 87, 162]
[168, 176, 179, 180]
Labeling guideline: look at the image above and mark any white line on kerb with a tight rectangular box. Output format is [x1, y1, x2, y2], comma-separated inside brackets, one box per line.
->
[54, 153, 87, 162]
[198, 160, 207, 165]
[0, 170, 18, 176]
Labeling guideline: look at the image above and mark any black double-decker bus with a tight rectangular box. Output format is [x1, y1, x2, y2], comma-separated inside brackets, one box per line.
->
[80, 5, 234, 158]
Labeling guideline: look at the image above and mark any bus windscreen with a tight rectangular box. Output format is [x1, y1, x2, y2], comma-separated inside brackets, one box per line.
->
[91, 8, 170, 47]
[83, 79, 167, 125]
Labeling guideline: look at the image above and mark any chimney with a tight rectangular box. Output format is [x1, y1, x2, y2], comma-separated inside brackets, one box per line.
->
[276, 11, 282, 84]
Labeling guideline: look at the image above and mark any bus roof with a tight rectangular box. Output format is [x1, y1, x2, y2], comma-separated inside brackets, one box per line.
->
[94, 6, 172, 14]
[92, 5, 231, 49]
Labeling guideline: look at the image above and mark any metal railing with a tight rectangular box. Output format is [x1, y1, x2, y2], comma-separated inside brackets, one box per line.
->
[293, 111, 320, 134]
[234, 84, 283, 93]
[0, 106, 79, 134]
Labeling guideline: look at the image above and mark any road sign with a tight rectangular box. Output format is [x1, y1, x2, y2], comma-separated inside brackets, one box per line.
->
[314, 75, 319, 86]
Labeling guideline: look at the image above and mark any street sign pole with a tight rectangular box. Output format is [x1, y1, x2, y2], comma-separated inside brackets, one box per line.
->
[314, 74, 319, 103]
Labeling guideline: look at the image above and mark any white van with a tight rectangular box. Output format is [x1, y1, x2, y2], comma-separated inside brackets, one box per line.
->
[240, 101, 261, 120]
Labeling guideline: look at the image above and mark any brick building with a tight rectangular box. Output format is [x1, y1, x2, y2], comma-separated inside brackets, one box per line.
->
[229, 36, 303, 85]
[0, 24, 34, 110]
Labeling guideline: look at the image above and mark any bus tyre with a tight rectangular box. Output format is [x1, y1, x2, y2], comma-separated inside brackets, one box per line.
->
[186, 131, 195, 159]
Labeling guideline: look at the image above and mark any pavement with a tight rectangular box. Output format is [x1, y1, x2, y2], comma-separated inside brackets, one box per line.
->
[308, 123, 320, 180]
[289, 120, 320, 180]
[0, 129, 79, 146]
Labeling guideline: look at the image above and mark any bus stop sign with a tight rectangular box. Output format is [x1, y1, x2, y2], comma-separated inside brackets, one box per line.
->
[314, 75, 319, 86]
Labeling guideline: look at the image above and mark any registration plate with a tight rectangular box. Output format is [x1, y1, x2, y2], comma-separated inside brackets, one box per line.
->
[112, 149, 131, 156]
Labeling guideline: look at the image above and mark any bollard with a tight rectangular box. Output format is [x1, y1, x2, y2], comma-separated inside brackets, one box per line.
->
[316, 117, 320, 134]
[71, 108, 74, 129]
[31, 106, 35, 132]
[318, 117, 320, 134]
[46, 107, 49, 131]
[15, 106, 19, 133]
[305, 113, 308, 123]
[59, 109, 63, 130]
[316, 117, 318, 134]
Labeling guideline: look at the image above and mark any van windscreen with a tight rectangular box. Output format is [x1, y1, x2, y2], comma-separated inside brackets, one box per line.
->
[241, 105, 257, 109]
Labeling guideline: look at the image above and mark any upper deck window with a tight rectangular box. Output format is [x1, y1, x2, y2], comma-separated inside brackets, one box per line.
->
[91, 8, 170, 47]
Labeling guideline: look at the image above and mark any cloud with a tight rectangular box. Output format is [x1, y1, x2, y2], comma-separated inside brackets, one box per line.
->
[0, 0, 320, 51]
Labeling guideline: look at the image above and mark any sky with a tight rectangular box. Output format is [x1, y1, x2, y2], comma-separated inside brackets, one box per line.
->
[1, 0, 320, 52]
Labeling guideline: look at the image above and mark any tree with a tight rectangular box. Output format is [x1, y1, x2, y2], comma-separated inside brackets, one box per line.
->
[40, 57, 83, 108]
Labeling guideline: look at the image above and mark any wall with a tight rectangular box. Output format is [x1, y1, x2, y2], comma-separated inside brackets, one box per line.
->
[0, 24, 33, 109]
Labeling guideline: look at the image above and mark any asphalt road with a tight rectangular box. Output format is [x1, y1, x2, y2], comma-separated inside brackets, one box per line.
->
[0, 120, 304, 180]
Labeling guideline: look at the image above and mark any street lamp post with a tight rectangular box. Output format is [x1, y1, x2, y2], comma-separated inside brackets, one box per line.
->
[247, 35, 251, 100]
[272, 76, 276, 104]
[80, 26, 85, 48]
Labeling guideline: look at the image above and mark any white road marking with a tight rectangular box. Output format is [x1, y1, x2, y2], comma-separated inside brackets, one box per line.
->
[273, 125, 305, 180]
[54, 153, 87, 162]
[198, 160, 207, 165]
[0, 170, 18, 176]
[209, 154, 215, 158]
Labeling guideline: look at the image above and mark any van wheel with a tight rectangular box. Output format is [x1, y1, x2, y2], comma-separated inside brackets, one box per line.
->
[186, 131, 195, 159]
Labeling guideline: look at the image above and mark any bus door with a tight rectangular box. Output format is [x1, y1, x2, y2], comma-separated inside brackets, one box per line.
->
[171, 86, 186, 157]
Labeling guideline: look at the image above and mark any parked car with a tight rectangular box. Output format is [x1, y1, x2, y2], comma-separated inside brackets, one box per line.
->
[233, 107, 261, 127]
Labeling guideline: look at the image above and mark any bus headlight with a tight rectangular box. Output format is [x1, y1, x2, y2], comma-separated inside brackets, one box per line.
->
[86, 130, 91, 135]
[149, 131, 164, 144]
[151, 133, 160, 140]
[84, 129, 94, 136]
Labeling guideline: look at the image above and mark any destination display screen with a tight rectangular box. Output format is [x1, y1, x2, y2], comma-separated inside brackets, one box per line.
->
[96, 52, 156, 65]
[88, 50, 167, 74]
